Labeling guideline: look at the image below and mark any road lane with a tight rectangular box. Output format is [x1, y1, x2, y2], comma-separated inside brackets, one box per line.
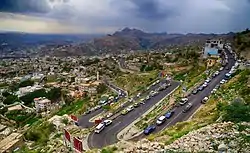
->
[88, 81, 180, 148]
[132, 48, 236, 138]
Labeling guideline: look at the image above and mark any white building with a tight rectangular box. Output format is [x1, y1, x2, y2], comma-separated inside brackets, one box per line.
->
[203, 39, 224, 58]
[34, 97, 51, 112]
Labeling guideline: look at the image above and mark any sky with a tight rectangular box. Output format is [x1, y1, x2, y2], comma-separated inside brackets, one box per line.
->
[0, 0, 250, 34]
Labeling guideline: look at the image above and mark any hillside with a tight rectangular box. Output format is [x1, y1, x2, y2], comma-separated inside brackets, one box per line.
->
[234, 29, 250, 59]
[40, 28, 234, 57]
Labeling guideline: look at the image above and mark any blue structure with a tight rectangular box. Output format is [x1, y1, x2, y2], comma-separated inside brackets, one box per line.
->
[204, 47, 219, 58]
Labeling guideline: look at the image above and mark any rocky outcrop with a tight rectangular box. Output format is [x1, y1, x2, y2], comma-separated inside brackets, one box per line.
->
[112, 122, 250, 153]
[165, 122, 250, 153]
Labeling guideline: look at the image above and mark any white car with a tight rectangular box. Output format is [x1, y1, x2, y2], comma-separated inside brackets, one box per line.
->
[156, 80, 160, 84]
[179, 98, 188, 105]
[156, 116, 166, 125]
[205, 78, 211, 83]
[126, 105, 134, 112]
[137, 93, 141, 97]
[106, 113, 113, 118]
[214, 72, 219, 76]
[219, 67, 224, 71]
[212, 88, 218, 93]
[220, 79, 226, 84]
[103, 120, 112, 126]
[202, 82, 208, 88]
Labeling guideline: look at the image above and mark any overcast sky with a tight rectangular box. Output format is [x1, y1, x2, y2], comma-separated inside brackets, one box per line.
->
[0, 0, 250, 34]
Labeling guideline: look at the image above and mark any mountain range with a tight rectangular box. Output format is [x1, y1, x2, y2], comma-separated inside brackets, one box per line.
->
[0, 28, 235, 57]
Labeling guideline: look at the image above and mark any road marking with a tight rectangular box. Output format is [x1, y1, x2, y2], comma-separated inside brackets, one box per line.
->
[162, 111, 183, 130]
[105, 121, 122, 133]
[88, 132, 95, 149]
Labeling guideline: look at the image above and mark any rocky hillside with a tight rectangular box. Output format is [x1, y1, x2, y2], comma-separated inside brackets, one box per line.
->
[234, 28, 250, 59]
[101, 122, 250, 153]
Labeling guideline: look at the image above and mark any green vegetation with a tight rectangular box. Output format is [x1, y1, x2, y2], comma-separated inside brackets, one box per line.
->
[5, 110, 38, 127]
[97, 83, 108, 94]
[25, 121, 55, 145]
[47, 87, 62, 101]
[114, 71, 158, 94]
[101, 146, 118, 153]
[19, 79, 34, 88]
[3, 94, 19, 105]
[216, 69, 250, 123]
[20, 89, 47, 105]
[20, 87, 62, 105]
[56, 98, 88, 115]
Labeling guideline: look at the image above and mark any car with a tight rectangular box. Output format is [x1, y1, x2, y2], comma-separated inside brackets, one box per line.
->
[129, 98, 134, 102]
[165, 111, 174, 119]
[220, 79, 226, 84]
[212, 73, 217, 78]
[226, 67, 230, 70]
[106, 112, 113, 118]
[144, 125, 156, 135]
[156, 116, 166, 125]
[126, 105, 134, 112]
[205, 78, 211, 83]
[192, 89, 198, 94]
[219, 67, 224, 71]
[85, 110, 91, 114]
[137, 93, 141, 97]
[158, 86, 165, 91]
[179, 98, 188, 105]
[215, 71, 220, 75]
[133, 102, 139, 108]
[182, 103, 193, 113]
[156, 80, 160, 84]
[146, 96, 150, 100]
[95, 123, 105, 133]
[140, 101, 145, 105]
[198, 86, 204, 91]
[103, 120, 112, 126]
[146, 86, 150, 90]
[202, 83, 208, 88]
[121, 109, 129, 115]
[211, 88, 217, 94]
[201, 97, 209, 104]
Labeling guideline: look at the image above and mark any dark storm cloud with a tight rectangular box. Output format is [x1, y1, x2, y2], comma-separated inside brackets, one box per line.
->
[128, 0, 176, 20]
[0, 0, 51, 13]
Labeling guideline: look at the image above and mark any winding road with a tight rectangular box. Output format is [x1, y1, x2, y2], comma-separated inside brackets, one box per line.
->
[87, 48, 235, 149]
[88, 81, 180, 148]
[132, 48, 236, 140]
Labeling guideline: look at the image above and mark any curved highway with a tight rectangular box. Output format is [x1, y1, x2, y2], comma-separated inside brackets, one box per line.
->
[79, 77, 167, 128]
[133, 48, 236, 140]
[88, 81, 180, 148]
[88, 49, 235, 149]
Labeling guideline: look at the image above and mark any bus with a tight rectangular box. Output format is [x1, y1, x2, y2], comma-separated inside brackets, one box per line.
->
[95, 123, 105, 134]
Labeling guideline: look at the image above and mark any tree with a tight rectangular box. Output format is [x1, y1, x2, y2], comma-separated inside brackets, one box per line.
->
[3, 95, 18, 105]
[2, 91, 11, 97]
[47, 88, 61, 101]
[223, 102, 250, 123]
[97, 83, 107, 94]
[20, 89, 47, 105]
[18, 79, 34, 88]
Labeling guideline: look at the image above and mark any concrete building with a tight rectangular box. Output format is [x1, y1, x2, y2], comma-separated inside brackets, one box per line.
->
[34, 97, 51, 112]
[203, 39, 224, 58]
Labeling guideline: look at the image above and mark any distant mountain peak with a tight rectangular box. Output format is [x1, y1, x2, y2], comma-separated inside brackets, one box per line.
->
[113, 27, 145, 36]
